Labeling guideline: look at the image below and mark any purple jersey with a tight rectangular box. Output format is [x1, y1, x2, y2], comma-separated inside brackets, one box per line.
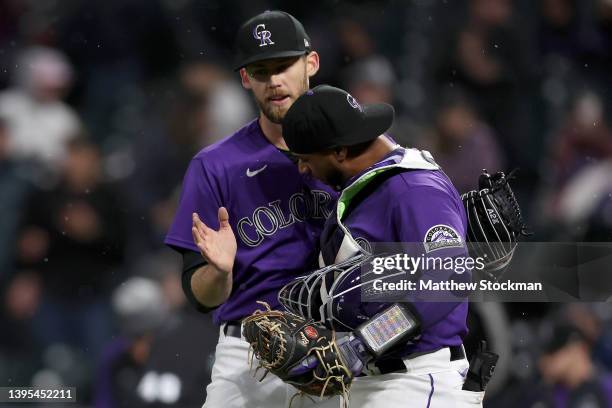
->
[321, 147, 468, 354]
[165, 119, 337, 324]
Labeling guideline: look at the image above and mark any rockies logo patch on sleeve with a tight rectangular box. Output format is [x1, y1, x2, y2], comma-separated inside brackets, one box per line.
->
[423, 224, 463, 253]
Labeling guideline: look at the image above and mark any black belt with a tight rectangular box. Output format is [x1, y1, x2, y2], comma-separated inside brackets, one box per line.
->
[225, 320, 465, 375]
[371, 345, 466, 375]
[223, 321, 243, 338]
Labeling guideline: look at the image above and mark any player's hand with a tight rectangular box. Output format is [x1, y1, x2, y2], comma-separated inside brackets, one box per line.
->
[192, 207, 237, 275]
[287, 332, 370, 378]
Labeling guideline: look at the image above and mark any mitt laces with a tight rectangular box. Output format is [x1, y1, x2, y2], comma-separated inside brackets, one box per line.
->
[245, 301, 288, 377]
[306, 333, 351, 407]
[244, 302, 351, 408]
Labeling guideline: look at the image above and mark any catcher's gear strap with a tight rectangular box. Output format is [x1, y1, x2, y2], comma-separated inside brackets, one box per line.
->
[336, 148, 439, 221]
[341, 168, 410, 221]
[319, 168, 412, 266]
[321, 148, 439, 266]
[181, 250, 219, 313]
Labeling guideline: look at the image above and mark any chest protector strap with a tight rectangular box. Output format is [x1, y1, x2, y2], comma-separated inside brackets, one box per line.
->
[319, 148, 440, 266]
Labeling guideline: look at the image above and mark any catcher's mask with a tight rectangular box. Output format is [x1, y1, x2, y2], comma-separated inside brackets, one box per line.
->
[279, 253, 403, 331]
[461, 170, 529, 278]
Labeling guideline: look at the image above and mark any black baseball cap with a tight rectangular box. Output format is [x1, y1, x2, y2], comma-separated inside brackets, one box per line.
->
[233, 10, 311, 71]
[282, 85, 395, 154]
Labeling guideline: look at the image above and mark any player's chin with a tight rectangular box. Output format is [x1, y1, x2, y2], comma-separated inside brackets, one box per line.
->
[265, 105, 290, 124]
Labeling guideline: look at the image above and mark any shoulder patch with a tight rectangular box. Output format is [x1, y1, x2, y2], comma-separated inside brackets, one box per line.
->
[423, 224, 463, 253]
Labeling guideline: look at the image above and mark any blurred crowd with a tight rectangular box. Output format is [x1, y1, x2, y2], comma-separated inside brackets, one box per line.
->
[0, 0, 611, 407]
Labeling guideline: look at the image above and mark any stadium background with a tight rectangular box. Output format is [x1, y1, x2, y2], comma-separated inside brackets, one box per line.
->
[1, 0, 611, 406]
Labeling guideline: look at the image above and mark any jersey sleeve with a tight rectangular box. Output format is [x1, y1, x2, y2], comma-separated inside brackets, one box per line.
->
[392, 185, 466, 245]
[391, 185, 469, 329]
[164, 158, 224, 253]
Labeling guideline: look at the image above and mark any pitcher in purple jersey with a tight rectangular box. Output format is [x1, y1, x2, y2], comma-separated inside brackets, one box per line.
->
[165, 11, 340, 408]
[279, 84, 485, 407]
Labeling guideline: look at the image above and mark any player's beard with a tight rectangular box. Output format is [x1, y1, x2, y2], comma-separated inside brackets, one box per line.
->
[256, 70, 308, 124]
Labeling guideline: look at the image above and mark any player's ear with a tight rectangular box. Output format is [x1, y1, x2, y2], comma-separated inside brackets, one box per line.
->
[305, 51, 320, 78]
[239, 68, 252, 90]
[333, 147, 347, 163]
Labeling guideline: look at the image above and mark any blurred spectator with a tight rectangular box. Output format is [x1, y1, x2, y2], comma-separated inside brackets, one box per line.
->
[551, 92, 612, 187]
[590, 2, 612, 119]
[342, 55, 418, 146]
[138, 297, 216, 408]
[539, 0, 598, 62]
[495, 320, 612, 407]
[96, 276, 168, 408]
[342, 55, 429, 149]
[344, 55, 395, 104]
[0, 46, 81, 171]
[124, 60, 253, 257]
[336, 18, 376, 64]
[540, 91, 612, 233]
[596, 0, 612, 71]
[537, 0, 612, 145]
[57, 0, 179, 144]
[16, 136, 127, 362]
[0, 1, 24, 88]
[582, 188, 612, 241]
[137, 252, 216, 408]
[432, 0, 537, 172]
[179, 61, 255, 146]
[551, 159, 612, 239]
[535, 323, 612, 407]
[96, 254, 216, 408]
[0, 271, 42, 388]
[122, 85, 204, 258]
[0, 118, 31, 284]
[421, 93, 506, 193]
[130, 251, 190, 313]
[458, 0, 517, 84]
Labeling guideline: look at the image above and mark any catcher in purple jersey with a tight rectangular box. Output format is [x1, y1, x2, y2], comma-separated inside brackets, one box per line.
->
[165, 11, 341, 408]
[270, 84, 486, 407]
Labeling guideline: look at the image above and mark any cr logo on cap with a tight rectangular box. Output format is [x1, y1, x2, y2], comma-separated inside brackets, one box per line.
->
[347, 94, 363, 112]
[253, 24, 275, 47]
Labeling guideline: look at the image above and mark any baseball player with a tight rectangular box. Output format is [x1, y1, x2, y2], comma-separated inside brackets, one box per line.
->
[278, 84, 485, 407]
[164, 11, 339, 408]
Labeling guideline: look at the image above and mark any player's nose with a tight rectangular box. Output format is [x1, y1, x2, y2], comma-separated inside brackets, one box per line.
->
[268, 72, 284, 87]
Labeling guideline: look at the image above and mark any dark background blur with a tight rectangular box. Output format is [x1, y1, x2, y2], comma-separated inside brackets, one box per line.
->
[1, 0, 612, 407]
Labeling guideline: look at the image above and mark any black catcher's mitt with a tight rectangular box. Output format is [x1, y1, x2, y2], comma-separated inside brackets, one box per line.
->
[462, 170, 529, 276]
[242, 302, 353, 402]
